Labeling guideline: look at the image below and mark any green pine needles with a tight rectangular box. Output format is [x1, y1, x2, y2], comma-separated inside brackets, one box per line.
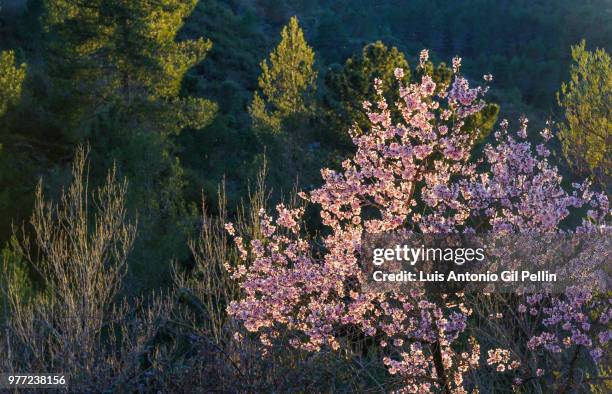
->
[249, 16, 317, 135]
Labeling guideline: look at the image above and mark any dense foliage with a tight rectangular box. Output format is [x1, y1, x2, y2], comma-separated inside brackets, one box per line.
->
[0, 50, 25, 117]
[557, 41, 611, 190]
[249, 16, 316, 135]
[0, 49, 25, 214]
[0, 0, 610, 391]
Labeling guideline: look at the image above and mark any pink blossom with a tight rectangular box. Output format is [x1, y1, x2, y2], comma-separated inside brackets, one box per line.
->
[452, 56, 462, 73]
[225, 50, 610, 390]
[419, 49, 429, 68]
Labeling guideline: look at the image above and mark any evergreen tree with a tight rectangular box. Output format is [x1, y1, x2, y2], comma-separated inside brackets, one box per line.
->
[1, 49, 34, 297]
[557, 41, 611, 189]
[43, 0, 217, 292]
[0, 50, 25, 118]
[322, 41, 410, 148]
[322, 42, 498, 152]
[175, 0, 267, 207]
[249, 16, 316, 135]
[248, 16, 321, 196]
[0, 50, 26, 227]
[44, 0, 216, 135]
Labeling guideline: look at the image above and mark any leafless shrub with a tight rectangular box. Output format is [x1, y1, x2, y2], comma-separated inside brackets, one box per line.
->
[174, 184, 239, 344]
[2, 146, 141, 387]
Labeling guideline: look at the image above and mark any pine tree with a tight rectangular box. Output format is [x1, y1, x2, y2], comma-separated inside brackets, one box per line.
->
[0, 50, 26, 221]
[44, 0, 216, 133]
[322, 41, 410, 148]
[557, 41, 611, 189]
[0, 50, 25, 118]
[249, 16, 316, 135]
[43, 0, 218, 292]
[322, 42, 498, 152]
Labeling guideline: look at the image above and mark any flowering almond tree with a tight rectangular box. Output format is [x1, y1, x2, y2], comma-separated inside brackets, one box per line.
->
[225, 50, 610, 392]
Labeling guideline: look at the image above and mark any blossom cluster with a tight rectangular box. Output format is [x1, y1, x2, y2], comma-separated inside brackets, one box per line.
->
[225, 51, 610, 391]
[486, 348, 520, 372]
